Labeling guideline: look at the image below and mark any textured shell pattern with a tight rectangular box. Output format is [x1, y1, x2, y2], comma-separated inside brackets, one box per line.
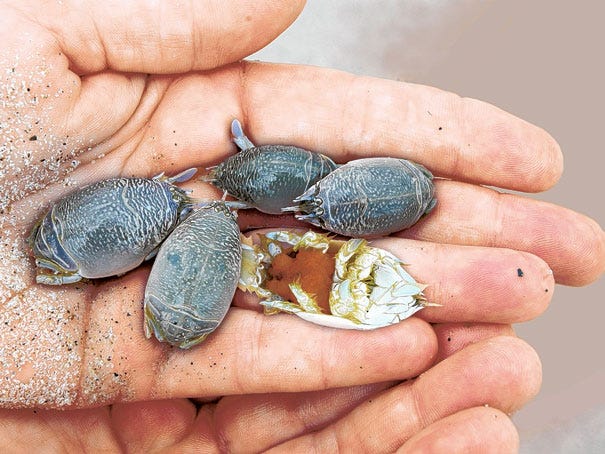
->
[144, 202, 242, 348]
[292, 157, 436, 237]
[30, 176, 192, 283]
[210, 146, 337, 214]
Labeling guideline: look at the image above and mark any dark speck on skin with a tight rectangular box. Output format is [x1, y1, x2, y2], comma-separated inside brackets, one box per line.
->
[517, 268, 524, 277]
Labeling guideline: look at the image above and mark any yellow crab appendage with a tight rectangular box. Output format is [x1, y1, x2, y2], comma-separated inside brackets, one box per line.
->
[239, 231, 435, 330]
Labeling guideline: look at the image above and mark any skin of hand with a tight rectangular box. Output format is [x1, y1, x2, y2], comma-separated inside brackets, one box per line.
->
[0, 0, 603, 452]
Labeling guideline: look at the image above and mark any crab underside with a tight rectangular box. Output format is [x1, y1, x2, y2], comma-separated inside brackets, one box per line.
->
[239, 230, 433, 330]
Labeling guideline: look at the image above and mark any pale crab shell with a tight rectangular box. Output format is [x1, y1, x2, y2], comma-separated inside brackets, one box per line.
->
[239, 230, 433, 330]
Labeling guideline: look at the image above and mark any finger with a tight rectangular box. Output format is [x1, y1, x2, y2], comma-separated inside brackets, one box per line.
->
[1, 0, 304, 193]
[401, 180, 605, 286]
[270, 336, 541, 452]
[202, 322, 514, 453]
[15, 0, 305, 74]
[370, 237, 554, 323]
[0, 400, 199, 451]
[211, 383, 394, 453]
[237, 178, 602, 287]
[238, 63, 563, 192]
[0, 325, 511, 452]
[0, 407, 119, 451]
[398, 407, 519, 453]
[125, 304, 435, 404]
[114, 62, 562, 193]
[432, 323, 515, 363]
[0, 9, 147, 203]
[231, 178, 604, 287]
[110, 399, 200, 452]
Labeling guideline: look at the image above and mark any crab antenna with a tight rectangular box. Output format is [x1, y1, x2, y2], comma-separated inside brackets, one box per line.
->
[167, 167, 198, 184]
[191, 199, 253, 211]
[231, 119, 255, 151]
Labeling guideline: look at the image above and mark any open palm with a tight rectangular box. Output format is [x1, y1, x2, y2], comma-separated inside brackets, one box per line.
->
[1, 0, 603, 451]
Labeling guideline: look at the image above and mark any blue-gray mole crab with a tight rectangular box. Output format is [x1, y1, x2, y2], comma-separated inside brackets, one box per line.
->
[29, 168, 198, 285]
[204, 119, 338, 214]
[284, 157, 437, 237]
[144, 201, 241, 349]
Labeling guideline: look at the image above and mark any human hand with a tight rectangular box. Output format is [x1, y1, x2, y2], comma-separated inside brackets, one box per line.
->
[1, 0, 604, 451]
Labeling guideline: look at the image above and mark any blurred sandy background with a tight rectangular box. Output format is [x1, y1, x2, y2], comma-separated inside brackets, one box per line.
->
[252, 0, 605, 451]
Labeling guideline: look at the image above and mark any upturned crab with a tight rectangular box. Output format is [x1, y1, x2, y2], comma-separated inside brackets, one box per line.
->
[238, 230, 434, 330]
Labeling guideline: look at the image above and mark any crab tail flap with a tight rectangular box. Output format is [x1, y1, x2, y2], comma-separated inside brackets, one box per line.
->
[154, 167, 198, 184]
[231, 119, 255, 150]
[293, 213, 322, 227]
[169, 167, 198, 183]
[282, 187, 321, 214]
[280, 205, 300, 213]
[178, 333, 211, 350]
[224, 200, 254, 210]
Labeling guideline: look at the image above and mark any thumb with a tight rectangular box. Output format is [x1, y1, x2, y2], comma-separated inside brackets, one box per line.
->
[15, 0, 306, 74]
[0, 0, 305, 201]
